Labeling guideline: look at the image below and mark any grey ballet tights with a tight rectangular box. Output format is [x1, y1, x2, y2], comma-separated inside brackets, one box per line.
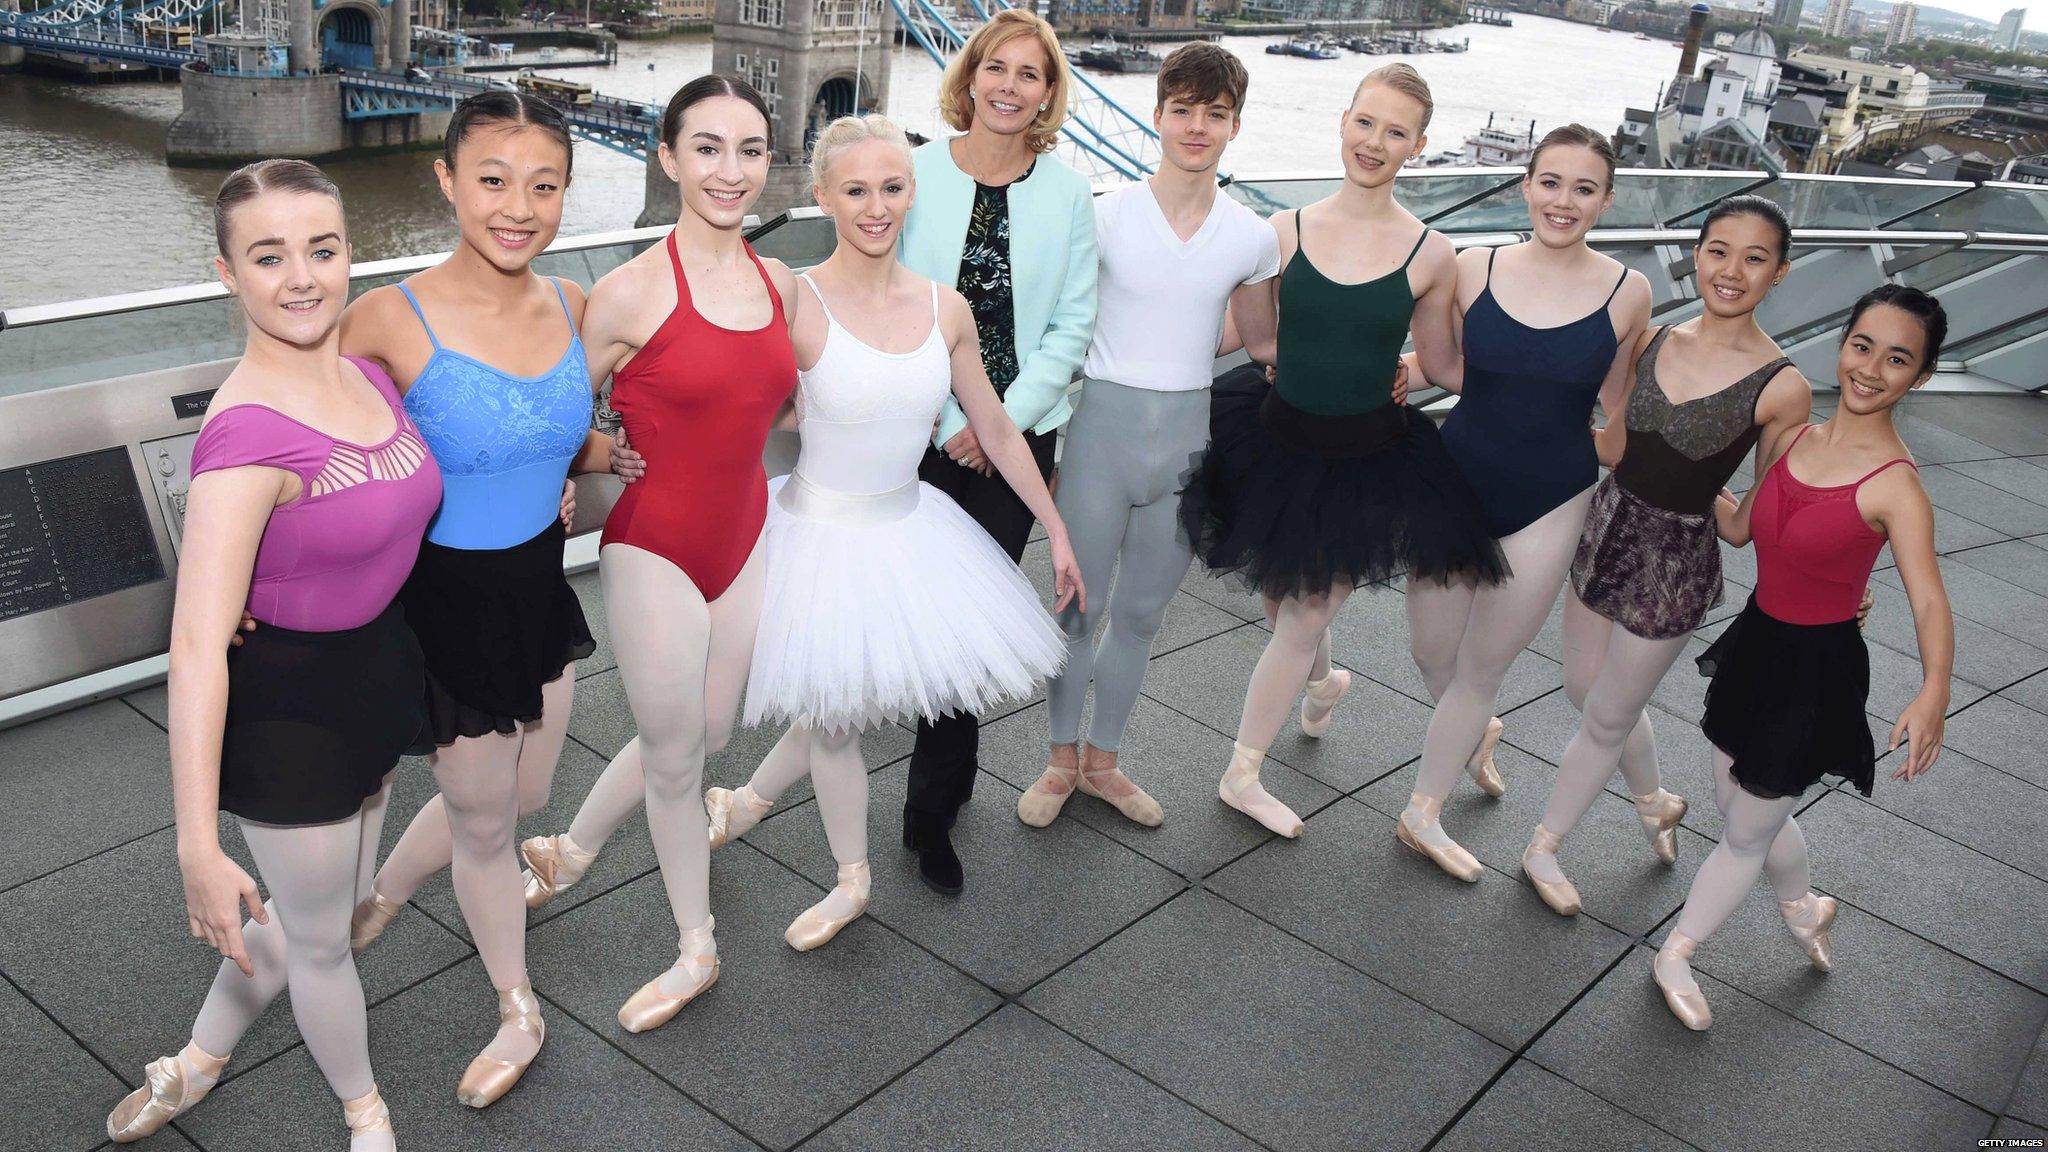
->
[1046, 379, 1209, 752]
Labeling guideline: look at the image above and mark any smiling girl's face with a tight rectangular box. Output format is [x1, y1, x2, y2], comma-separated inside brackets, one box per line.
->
[215, 189, 351, 348]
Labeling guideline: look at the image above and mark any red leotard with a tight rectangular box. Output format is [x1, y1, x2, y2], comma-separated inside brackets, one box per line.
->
[1753, 425, 1916, 625]
[602, 233, 796, 599]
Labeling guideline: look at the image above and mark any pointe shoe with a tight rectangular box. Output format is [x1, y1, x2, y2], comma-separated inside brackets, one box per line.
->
[1466, 716, 1506, 797]
[349, 890, 404, 955]
[520, 832, 595, 910]
[107, 1043, 228, 1142]
[706, 784, 773, 850]
[456, 982, 545, 1108]
[1077, 758, 1165, 827]
[1653, 933, 1713, 1030]
[1017, 759, 1080, 827]
[1521, 825, 1582, 916]
[1395, 793, 1482, 882]
[342, 1085, 395, 1152]
[1299, 668, 1353, 738]
[1633, 789, 1688, 866]
[619, 918, 719, 1033]
[786, 861, 871, 952]
[1779, 892, 1839, 973]
[1219, 743, 1304, 838]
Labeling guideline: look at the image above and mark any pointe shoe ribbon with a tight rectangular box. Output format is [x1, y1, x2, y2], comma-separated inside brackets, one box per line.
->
[349, 890, 404, 955]
[1299, 668, 1352, 738]
[707, 785, 773, 850]
[107, 1044, 227, 1143]
[456, 982, 545, 1109]
[1521, 825, 1582, 916]
[520, 833, 595, 910]
[1779, 892, 1838, 972]
[1466, 717, 1506, 797]
[1219, 743, 1304, 838]
[1077, 761, 1165, 828]
[1633, 789, 1688, 866]
[619, 918, 719, 1034]
[1654, 933, 1713, 1031]
[343, 1086, 395, 1151]
[1395, 793, 1482, 882]
[786, 860, 872, 952]
[1017, 759, 1080, 828]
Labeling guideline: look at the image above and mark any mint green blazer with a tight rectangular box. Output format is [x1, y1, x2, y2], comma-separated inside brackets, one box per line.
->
[900, 138, 1099, 449]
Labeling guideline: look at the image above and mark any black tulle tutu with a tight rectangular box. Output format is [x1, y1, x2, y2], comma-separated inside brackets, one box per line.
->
[398, 520, 595, 748]
[1697, 596, 1875, 800]
[1180, 365, 1507, 599]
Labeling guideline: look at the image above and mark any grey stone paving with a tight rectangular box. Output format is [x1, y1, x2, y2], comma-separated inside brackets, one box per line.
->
[4, 396, 2047, 1151]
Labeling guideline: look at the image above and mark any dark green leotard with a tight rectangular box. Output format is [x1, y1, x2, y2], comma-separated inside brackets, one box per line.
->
[1274, 210, 1430, 417]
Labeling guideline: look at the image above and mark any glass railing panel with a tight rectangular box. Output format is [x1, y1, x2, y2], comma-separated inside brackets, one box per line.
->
[1893, 246, 2021, 291]
[1668, 175, 1967, 230]
[1609, 171, 1769, 229]
[1889, 185, 2048, 234]
[1946, 308, 2048, 362]
[1224, 178, 1343, 217]
[746, 214, 838, 270]
[0, 297, 245, 399]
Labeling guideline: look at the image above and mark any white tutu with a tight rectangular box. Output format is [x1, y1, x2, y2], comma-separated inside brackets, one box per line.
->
[744, 472, 1067, 732]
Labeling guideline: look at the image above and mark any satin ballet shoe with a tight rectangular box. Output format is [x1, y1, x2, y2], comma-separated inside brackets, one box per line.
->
[342, 1085, 395, 1152]
[1521, 825, 1582, 916]
[1299, 668, 1353, 738]
[1633, 789, 1688, 866]
[1653, 933, 1713, 1031]
[1219, 743, 1304, 838]
[1077, 759, 1164, 827]
[520, 833, 596, 910]
[1395, 793, 1483, 882]
[786, 860, 871, 952]
[619, 918, 719, 1034]
[349, 890, 404, 955]
[1779, 892, 1839, 973]
[1016, 759, 1080, 828]
[107, 1042, 228, 1142]
[706, 784, 772, 850]
[456, 982, 545, 1109]
[1466, 716, 1506, 797]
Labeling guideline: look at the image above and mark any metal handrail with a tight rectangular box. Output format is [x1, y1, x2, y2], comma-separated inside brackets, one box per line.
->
[8, 195, 2048, 332]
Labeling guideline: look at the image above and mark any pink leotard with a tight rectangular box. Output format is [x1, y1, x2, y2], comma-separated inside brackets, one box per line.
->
[190, 356, 442, 631]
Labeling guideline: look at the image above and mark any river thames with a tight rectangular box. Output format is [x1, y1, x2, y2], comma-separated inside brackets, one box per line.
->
[0, 13, 1677, 307]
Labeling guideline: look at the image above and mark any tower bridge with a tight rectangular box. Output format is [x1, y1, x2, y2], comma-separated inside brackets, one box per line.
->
[6, 0, 1169, 221]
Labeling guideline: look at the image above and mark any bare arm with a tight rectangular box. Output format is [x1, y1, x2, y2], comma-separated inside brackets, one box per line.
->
[943, 290, 1083, 613]
[1596, 321, 1663, 470]
[1408, 232, 1463, 392]
[1875, 468, 1952, 779]
[1225, 275, 1280, 364]
[168, 464, 285, 975]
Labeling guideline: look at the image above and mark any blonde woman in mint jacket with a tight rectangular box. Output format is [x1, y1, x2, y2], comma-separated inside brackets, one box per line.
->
[891, 8, 1098, 898]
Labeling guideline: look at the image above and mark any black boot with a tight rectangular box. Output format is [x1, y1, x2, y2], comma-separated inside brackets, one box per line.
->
[902, 803, 964, 896]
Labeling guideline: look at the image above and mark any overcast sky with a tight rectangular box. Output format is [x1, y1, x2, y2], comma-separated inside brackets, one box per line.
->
[1926, 0, 2043, 31]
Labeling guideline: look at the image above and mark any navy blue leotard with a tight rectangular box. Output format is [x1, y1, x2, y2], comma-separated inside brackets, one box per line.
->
[1440, 249, 1627, 539]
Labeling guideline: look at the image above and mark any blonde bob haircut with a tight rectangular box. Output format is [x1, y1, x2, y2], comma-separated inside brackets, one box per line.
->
[1354, 62, 1434, 132]
[939, 9, 1070, 155]
[810, 112, 915, 190]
